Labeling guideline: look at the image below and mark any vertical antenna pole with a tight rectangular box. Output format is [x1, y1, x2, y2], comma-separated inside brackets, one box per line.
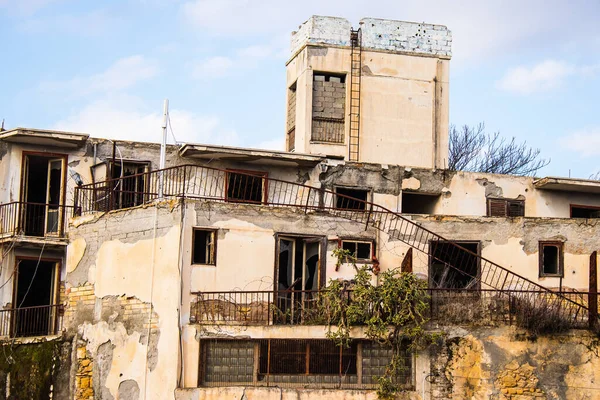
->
[159, 99, 169, 199]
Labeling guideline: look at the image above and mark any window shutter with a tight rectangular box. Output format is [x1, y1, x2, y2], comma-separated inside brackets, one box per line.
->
[488, 199, 507, 217]
[507, 200, 525, 217]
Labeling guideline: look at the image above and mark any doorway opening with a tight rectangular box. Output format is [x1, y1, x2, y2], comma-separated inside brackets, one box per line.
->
[21, 154, 66, 236]
[429, 241, 480, 289]
[14, 258, 59, 337]
[276, 235, 323, 323]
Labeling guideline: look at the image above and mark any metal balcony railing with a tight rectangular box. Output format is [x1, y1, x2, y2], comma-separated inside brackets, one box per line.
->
[0, 202, 71, 239]
[74, 164, 595, 327]
[0, 305, 62, 337]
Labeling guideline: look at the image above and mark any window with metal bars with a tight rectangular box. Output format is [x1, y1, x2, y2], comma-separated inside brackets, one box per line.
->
[225, 170, 267, 204]
[487, 198, 524, 217]
[198, 339, 413, 389]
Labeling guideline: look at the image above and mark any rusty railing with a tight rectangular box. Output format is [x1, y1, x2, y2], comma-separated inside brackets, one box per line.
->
[191, 289, 591, 330]
[74, 164, 593, 326]
[0, 305, 62, 337]
[0, 202, 70, 239]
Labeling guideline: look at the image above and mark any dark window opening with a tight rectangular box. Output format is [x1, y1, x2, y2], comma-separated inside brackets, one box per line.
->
[192, 229, 216, 265]
[401, 192, 439, 214]
[110, 161, 148, 209]
[226, 170, 267, 204]
[430, 241, 480, 289]
[341, 240, 373, 261]
[487, 198, 525, 217]
[539, 242, 563, 277]
[571, 205, 600, 218]
[335, 187, 368, 210]
[14, 259, 58, 337]
[21, 154, 65, 236]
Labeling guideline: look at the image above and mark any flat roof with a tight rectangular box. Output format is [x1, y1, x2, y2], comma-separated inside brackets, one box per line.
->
[0, 128, 89, 148]
[534, 177, 600, 194]
[179, 143, 336, 167]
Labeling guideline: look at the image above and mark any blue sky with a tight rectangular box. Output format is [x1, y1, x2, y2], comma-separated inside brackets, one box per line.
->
[1, 0, 599, 178]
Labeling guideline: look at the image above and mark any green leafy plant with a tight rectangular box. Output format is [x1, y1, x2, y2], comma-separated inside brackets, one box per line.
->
[319, 249, 440, 398]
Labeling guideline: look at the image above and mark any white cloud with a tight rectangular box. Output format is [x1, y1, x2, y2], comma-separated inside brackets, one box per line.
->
[0, 0, 59, 16]
[497, 60, 599, 95]
[52, 95, 239, 146]
[559, 127, 600, 157]
[40, 55, 159, 97]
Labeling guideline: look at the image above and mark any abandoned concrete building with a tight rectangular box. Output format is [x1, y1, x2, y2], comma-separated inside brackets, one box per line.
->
[1, 15, 600, 400]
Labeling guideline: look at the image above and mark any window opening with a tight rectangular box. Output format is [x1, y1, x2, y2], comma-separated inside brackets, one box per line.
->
[312, 72, 346, 144]
[14, 258, 58, 337]
[539, 242, 563, 277]
[226, 170, 267, 204]
[287, 83, 297, 152]
[276, 236, 322, 323]
[401, 192, 439, 214]
[571, 205, 600, 218]
[429, 241, 480, 289]
[21, 154, 66, 236]
[487, 198, 524, 217]
[110, 161, 148, 209]
[335, 187, 368, 210]
[192, 229, 216, 265]
[341, 240, 373, 261]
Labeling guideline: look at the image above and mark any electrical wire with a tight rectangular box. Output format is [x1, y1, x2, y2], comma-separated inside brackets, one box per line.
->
[167, 111, 178, 144]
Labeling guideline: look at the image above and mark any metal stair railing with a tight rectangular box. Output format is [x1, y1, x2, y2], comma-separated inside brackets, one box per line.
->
[74, 164, 591, 327]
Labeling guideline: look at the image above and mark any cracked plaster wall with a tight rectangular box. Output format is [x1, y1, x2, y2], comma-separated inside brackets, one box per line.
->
[66, 202, 182, 400]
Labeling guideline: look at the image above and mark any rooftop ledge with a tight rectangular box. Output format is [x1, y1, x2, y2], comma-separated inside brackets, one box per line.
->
[179, 143, 341, 167]
[534, 177, 600, 194]
[290, 15, 452, 60]
[0, 127, 89, 148]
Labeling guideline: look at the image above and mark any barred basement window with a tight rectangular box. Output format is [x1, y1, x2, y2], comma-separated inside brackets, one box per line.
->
[487, 198, 524, 217]
[341, 240, 373, 261]
[192, 229, 216, 265]
[539, 241, 563, 277]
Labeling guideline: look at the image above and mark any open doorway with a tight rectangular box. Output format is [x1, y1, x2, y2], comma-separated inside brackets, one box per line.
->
[276, 235, 323, 323]
[13, 258, 59, 337]
[20, 153, 66, 236]
[429, 241, 480, 289]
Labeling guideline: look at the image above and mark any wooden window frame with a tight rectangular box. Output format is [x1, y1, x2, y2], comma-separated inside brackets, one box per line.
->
[539, 241, 564, 278]
[340, 239, 375, 263]
[192, 228, 217, 266]
[570, 204, 600, 218]
[487, 197, 525, 217]
[225, 169, 268, 204]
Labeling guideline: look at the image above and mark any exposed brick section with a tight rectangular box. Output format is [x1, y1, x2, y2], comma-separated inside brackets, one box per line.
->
[312, 77, 345, 143]
[75, 345, 94, 400]
[287, 87, 296, 132]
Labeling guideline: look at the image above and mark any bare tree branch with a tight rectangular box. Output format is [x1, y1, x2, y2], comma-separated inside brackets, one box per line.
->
[448, 123, 550, 176]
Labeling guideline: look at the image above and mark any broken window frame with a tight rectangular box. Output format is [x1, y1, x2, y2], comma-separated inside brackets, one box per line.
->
[275, 234, 325, 324]
[539, 241, 564, 278]
[19, 151, 68, 237]
[570, 204, 600, 219]
[428, 240, 481, 289]
[486, 197, 525, 217]
[340, 239, 374, 262]
[192, 228, 217, 266]
[225, 169, 268, 205]
[334, 186, 370, 211]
